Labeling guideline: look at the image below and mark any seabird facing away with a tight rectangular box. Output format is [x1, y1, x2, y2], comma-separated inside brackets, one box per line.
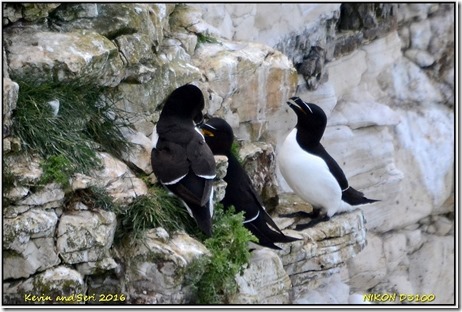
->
[151, 84, 216, 236]
[278, 96, 378, 230]
[201, 117, 300, 249]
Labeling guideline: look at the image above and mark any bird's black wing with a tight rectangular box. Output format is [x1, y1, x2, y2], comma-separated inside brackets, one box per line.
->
[309, 143, 349, 190]
[310, 144, 379, 205]
[187, 132, 216, 178]
[151, 140, 189, 184]
[186, 133, 216, 206]
[224, 155, 288, 236]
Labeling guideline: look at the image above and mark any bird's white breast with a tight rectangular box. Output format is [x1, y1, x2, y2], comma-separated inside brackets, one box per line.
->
[278, 129, 342, 217]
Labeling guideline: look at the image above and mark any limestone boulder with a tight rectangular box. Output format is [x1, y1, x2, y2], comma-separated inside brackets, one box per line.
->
[50, 3, 163, 46]
[3, 201, 61, 281]
[75, 257, 119, 276]
[16, 183, 65, 209]
[21, 3, 61, 22]
[3, 266, 86, 304]
[230, 249, 292, 304]
[113, 39, 201, 135]
[122, 229, 210, 304]
[3, 154, 43, 186]
[4, 30, 124, 86]
[2, 78, 19, 137]
[239, 141, 279, 207]
[3, 209, 58, 252]
[194, 39, 297, 142]
[120, 128, 153, 174]
[56, 210, 117, 264]
[3, 238, 60, 280]
[114, 33, 158, 84]
[71, 152, 148, 205]
[213, 155, 228, 203]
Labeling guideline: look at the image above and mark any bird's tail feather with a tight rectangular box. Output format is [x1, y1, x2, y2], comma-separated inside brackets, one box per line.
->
[342, 186, 379, 206]
[246, 213, 300, 249]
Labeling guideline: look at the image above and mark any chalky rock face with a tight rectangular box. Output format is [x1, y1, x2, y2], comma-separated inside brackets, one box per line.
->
[239, 142, 279, 207]
[71, 152, 148, 205]
[193, 39, 298, 144]
[4, 30, 124, 86]
[3, 77, 19, 138]
[1, 2, 454, 305]
[3, 209, 60, 280]
[230, 249, 292, 304]
[279, 209, 367, 296]
[121, 229, 210, 304]
[213, 155, 229, 203]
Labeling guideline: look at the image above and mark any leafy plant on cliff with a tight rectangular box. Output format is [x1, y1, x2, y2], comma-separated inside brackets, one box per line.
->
[231, 140, 244, 164]
[114, 186, 257, 304]
[192, 205, 257, 304]
[12, 78, 130, 179]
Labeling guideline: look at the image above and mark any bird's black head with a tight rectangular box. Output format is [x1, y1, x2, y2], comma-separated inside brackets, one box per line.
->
[161, 84, 205, 124]
[200, 117, 234, 156]
[287, 96, 327, 146]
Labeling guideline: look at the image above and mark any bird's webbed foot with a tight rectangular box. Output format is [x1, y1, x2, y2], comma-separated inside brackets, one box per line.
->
[294, 214, 330, 230]
[279, 208, 321, 219]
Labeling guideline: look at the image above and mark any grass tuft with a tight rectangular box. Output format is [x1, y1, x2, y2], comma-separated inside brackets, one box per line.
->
[116, 186, 196, 242]
[12, 78, 131, 177]
[195, 31, 220, 50]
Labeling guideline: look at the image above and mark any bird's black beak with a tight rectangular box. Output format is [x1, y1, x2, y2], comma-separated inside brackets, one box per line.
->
[287, 97, 306, 115]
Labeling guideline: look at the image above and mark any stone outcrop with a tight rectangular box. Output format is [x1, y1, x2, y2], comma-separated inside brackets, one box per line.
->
[120, 228, 210, 304]
[2, 3, 454, 305]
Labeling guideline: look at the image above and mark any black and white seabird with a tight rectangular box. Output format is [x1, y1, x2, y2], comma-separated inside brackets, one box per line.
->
[151, 84, 216, 236]
[201, 117, 300, 249]
[278, 96, 378, 230]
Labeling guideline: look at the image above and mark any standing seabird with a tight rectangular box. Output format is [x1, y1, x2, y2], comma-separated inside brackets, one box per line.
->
[151, 84, 216, 236]
[278, 97, 378, 230]
[201, 117, 300, 249]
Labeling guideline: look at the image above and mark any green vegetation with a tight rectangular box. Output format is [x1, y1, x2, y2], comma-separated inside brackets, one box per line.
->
[196, 31, 220, 50]
[40, 155, 74, 188]
[9, 77, 256, 305]
[113, 185, 256, 304]
[231, 140, 243, 164]
[115, 186, 197, 242]
[193, 205, 257, 304]
[12, 78, 130, 178]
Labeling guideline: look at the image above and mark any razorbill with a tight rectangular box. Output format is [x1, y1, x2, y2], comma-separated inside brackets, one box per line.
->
[201, 117, 300, 249]
[278, 97, 378, 230]
[151, 84, 216, 236]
